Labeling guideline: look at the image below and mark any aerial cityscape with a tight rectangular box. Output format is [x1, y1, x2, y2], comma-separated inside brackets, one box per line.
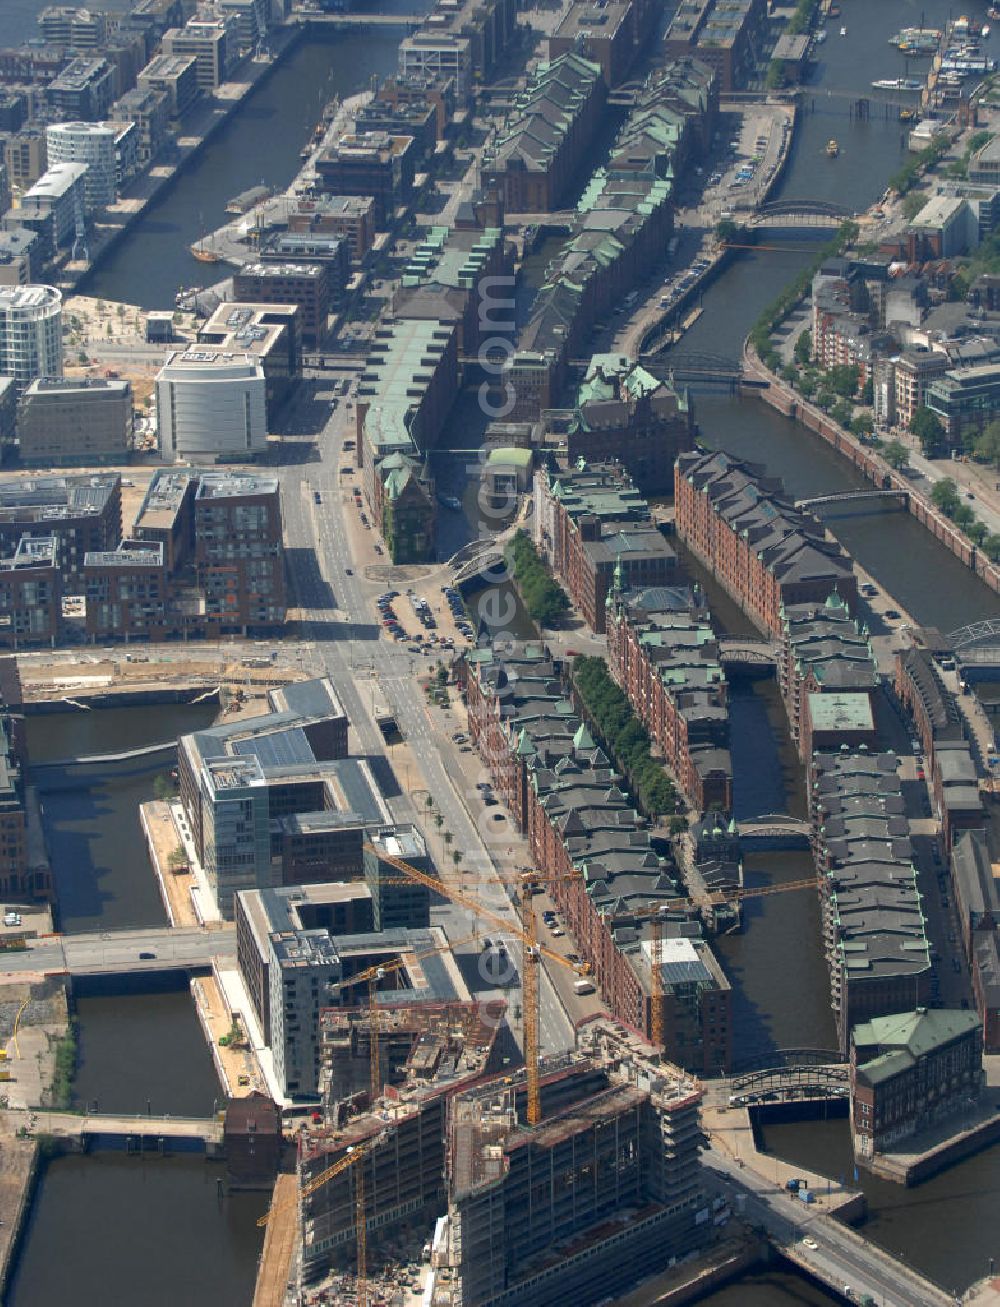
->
[0, 0, 999, 1303]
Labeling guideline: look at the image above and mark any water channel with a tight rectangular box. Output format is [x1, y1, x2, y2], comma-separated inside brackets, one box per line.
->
[10, 0, 1000, 1296]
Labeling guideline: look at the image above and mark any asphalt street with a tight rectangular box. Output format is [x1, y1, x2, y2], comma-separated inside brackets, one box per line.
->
[276, 396, 574, 1058]
[6, 926, 233, 977]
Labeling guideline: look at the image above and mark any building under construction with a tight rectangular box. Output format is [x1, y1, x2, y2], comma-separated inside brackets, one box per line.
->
[295, 1014, 708, 1307]
[438, 1020, 706, 1307]
[299, 999, 505, 1283]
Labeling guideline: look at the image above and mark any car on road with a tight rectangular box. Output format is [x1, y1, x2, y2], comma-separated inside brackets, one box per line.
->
[314, 491, 322, 504]
[139, 950, 156, 959]
[885, 609, 901, 620]
[345, 568, 353, 576]
[801, 1237, 818, 1250]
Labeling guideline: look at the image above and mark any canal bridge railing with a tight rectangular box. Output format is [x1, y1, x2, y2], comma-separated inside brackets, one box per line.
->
[14, 1109, 223, 1152]
[795, 488, 909, 511]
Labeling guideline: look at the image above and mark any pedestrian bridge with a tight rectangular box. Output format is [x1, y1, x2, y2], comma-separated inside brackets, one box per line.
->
[746, 200, 855, 231]
[950, 618, 1000, 669]
[297, 11, 423, 26]
[15, 1109, 223, 1151]
[796, 488, 909, 511]
[718, 638, 779, 666]
[737, 815, 812, 848]
[728, 1055, 849, 1105]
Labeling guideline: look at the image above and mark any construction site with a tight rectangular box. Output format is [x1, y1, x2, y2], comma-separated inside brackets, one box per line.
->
[258, 1008, 707, 1307]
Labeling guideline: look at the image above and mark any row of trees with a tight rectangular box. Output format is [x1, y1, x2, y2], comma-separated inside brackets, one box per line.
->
[508, 531, 570, 626]
[749, 222, 859, 372]
[572, 656, 680, 821]
[888, 134, 951, 196]
[929, 476, 1000, 559]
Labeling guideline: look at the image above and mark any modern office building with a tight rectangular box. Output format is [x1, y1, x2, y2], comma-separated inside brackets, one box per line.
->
[232, 262, 329, 345]
[47, 56, 116, 121]
[0, 229, 38, 288]
[3, 129, 48, 194]
[195, 301, 302, 417]
[155, 347, 267, 462]
[315, 132, 416, 228]
[398, 0, 517, 98]
[0, 285, 62, 394]
[19, 164, 87, 249]
[137, 53, 200, 118]
[46, 121, 118, 209]
[850, 1009, 983, 1160]
[111, 86, 170, 163]
[17, 376, 132, 466]
[162, 20, 235, 91]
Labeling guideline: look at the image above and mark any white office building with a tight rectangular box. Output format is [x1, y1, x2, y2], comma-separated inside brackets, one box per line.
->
[156, 347, 267, 462]
[46, 122, 118, 210]
[20, 163, 87, 248]
[0, 285, 63, 394]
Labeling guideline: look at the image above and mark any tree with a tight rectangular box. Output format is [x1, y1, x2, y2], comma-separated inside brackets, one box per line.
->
[434, 813, 444, 829]
[930, 476, 961, 516]
[827, 363, 860, 398]
[831, 399, 854, 428]
[793, 330, 812, 367]
[953, 503, 976, 532]
[974, 419, 1000, 468]
[861, 377, 874, 406]
[850, 412, 874, 439]
[882, 439, 908, 469]
[983, 533, 1000, 562]
[967, 520, 988, 546]
[716, 218, 741, 243]
[909, 406, 946, 455]
[153, 773, 174, 802]
[902, 191, 929, 220]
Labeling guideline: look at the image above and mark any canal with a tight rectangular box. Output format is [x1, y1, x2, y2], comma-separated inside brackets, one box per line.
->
[11, 0, 1000, 1298]
[28, 702, 218, 933]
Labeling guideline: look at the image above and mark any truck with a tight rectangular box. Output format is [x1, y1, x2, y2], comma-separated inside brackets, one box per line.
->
[573, 978, 596, 996]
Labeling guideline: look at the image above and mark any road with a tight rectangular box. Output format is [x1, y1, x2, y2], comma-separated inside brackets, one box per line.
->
[705, 1148, 955, 1307]
[3, 926, 233, 977]
[274, 396, 574, 1058]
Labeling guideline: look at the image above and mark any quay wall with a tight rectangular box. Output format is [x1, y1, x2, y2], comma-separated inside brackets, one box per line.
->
[869, 1111, 1000, 1187]
[743, 339, 1000, 597]
[22, 686, 221, 714]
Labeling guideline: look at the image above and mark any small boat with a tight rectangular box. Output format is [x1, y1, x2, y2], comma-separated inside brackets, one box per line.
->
[191, 246, 220, 264]
[826, 138, 840, 157]
[899, 107, 917, 121]
[872, 77, 923, 90]
[840, 25, 847, 36]
[983, 25, 991, 37]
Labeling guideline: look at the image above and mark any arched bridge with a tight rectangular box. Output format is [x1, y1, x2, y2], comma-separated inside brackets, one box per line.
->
[641, 351, 762, 391]
[747, 199, 855, 230]
[796, 488, 909, 511]
[949, 618, 1000, 666]
[718, 637, 780, 666]
[737, 814, 813, 848]
[729, 1059, 849, 1104]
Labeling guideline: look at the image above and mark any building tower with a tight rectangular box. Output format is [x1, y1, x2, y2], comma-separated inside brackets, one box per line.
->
[0, 285, 63, 394]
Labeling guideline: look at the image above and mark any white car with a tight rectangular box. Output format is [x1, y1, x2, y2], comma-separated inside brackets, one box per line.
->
[802, 1237, 818, 1251]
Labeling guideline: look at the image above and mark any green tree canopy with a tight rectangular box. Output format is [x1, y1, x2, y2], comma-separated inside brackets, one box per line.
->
[882, 439, 908, 469]
[930, 476, 961, 516]
[909, 406, 946, 455]
[974, 419, 1000, 468]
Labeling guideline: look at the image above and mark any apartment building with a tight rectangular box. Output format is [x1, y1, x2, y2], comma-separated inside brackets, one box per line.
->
[287, 194, 376, 264]
[0, 537, 60, 648]
[137, 53, 200, 118]
[872, 350, 950, 431]
[46, 121, 117, 208]
[0, 473, 120, 577]
[20, 164, 87, 250]
[111, 86, 170, 163]
[675, 449, 857, 638]
[38, 6, 109, 48]
[162, 20, 236, 91]
[233, 261, 329, 345]
[0, 284, 63, 394]
[48, 56, 115, 120]
[18, 377, 132, 466]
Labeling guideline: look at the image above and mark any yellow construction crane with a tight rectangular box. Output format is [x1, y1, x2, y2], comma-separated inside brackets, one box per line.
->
[325, 932, 478, 1104]
[368, 846, 583, 1127]
[257, 1131, 384, 1226]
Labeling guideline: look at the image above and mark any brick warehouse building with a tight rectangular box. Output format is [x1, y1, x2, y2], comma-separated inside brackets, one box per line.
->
[606, 579, 732, 811]
[460, 637, 732, 1074]
[675, 450, 856, 638]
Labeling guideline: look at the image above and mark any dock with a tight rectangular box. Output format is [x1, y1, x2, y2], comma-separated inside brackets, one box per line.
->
[252, 1174, 298, 1307]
